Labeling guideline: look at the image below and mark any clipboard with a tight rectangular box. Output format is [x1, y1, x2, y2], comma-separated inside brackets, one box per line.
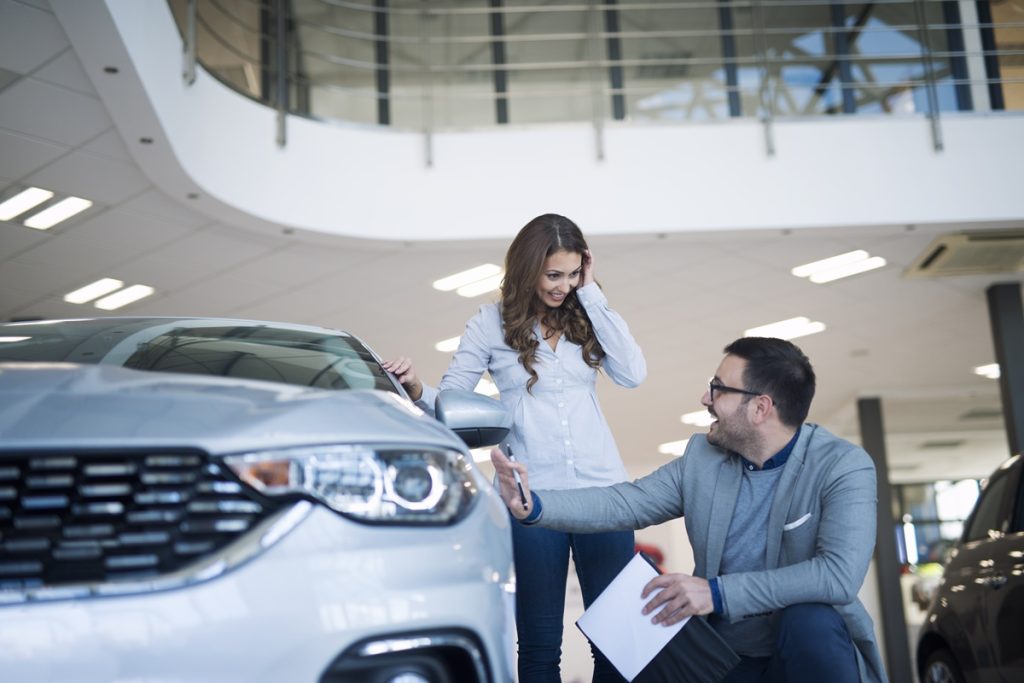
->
[576, 552, 739, 682]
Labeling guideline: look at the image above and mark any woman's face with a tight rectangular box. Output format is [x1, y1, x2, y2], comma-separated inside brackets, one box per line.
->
[534, 249, 582, 309]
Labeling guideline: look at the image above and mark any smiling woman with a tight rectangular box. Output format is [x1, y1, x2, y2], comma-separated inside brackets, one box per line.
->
[384, 213, 647, 683]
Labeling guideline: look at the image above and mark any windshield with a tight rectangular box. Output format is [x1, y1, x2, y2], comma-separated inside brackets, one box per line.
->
[0, 318, 399, 393]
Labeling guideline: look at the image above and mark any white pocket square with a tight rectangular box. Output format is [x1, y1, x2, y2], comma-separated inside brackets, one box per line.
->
[783, 513, 812, 531]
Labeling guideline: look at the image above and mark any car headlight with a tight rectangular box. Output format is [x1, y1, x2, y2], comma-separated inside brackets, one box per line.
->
[223, 445, 478, 524]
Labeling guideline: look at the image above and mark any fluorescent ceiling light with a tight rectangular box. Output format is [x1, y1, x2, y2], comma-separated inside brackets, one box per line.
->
[475, 378, 499, 396]
[681, 410, 714, 427]
[457, 273, 503, 298]
[809, 256, 886, 283]
[0, 187, 54, 221]
[974, 363, 1000, 379]
[94, 284, 154, 311]
[433, 264, 502, 292]
[64, 278, 124, 304]
[791, 250, 868, 278]
[792, 249, 886, 284]
[435, 335, 461, 353]
[658, 438, 690, 456]
[23, 197, 92, 230]
[0, 336, 30, 343]
[744, 316, 826, 340]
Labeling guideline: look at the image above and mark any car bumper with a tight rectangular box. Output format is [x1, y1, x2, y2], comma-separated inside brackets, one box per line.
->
[0, 501, 516, 682]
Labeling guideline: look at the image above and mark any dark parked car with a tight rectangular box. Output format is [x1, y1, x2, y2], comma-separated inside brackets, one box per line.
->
[916, 454, 1024, 683]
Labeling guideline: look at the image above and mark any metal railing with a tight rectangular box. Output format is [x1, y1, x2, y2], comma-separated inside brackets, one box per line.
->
[170, 0, 1024, 156]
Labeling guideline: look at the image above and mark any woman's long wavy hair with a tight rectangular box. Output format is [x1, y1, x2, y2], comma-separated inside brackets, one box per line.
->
[501, 214, 605, 392]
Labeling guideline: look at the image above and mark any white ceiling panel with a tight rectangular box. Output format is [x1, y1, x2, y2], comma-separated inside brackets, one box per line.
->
[145, 228, 280, 274]
[0, 0, 67, 75]
[32, 47, 96, 96]
[118, 189, 212, 229]
[0, 128, 69, 179]
[105, 254, 213, 294]
[149, 274, 289, 318]
[13, 0, 51, 11]
[0, 286, 41, 318]
[0, 222, 48, 257]
[65, 208, 197, 254]
[80, 128, 131, 162]
[0, 77, 109, 146]
[225, 243, 369, 288]
[26, 147, 148, 204]
[0, 257, 92, 305]
[9, 233, 127, 281]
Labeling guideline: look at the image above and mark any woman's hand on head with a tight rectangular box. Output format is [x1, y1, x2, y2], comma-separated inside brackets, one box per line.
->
[581, 249, 595, 287]
[381, 356, 423, 401]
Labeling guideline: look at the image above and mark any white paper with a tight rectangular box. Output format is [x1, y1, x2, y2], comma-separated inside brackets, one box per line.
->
[576, 553, 689, 681]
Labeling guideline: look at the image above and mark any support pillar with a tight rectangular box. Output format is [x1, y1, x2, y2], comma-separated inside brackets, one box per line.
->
[986, 282, 1024, 455]
[857, 397, 913, 683]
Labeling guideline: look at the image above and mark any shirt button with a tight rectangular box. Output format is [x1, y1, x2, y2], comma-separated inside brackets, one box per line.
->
[564, 440, 570, 445]
[558, 402, 564, 408]
[561, 420, 567, 426]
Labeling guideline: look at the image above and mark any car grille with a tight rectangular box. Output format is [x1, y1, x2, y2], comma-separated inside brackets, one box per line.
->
[0, 450, 286, 593]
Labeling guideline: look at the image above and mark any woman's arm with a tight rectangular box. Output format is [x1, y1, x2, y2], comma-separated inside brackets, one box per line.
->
[575, 282, 647, 387]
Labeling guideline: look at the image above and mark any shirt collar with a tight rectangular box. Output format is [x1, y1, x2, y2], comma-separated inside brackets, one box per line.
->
[742, 426, 801, 471]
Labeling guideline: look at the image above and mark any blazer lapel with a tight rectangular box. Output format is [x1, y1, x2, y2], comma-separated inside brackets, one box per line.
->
[706, 456, 742, 578]
[765, 425, 813, 569]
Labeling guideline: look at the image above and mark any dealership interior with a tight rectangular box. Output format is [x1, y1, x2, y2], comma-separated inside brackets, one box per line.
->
[1, 1, 1023, 681]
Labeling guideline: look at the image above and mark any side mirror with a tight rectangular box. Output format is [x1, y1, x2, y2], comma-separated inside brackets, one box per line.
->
[435, 389, 511, 449]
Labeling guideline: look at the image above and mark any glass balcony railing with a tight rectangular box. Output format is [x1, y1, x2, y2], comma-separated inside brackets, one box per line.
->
[169, 0, 1024, 134]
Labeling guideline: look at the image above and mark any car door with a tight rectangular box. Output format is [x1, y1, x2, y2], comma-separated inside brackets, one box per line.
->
[952, 460, 1016, 680]
[980, 459, 1024, 682]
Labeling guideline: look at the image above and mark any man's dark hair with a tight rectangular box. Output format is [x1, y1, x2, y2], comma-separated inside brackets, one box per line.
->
[723, 337, 816, 428]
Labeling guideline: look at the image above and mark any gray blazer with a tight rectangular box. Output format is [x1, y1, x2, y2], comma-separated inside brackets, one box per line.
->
[534, 423, 888, 683]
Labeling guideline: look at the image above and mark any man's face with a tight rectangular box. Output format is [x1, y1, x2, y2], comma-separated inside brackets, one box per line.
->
[701, 354, 759, 455]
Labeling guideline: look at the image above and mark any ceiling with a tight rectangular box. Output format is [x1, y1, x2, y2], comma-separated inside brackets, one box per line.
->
[1, 0, 1021, 484]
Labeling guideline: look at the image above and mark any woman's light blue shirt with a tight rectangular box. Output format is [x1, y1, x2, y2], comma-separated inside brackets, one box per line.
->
[418, 283, 646, 490]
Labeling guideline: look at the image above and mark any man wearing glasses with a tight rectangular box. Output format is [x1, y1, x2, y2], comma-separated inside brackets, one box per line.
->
[491, 337, 886, 683]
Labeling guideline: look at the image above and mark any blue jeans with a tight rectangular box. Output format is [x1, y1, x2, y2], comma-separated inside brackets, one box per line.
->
[722, 603, 860, 683]
[510, 519, 634, 683]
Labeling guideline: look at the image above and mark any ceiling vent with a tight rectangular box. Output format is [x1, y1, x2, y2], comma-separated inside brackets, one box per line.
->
[958, 407, 1004, 421]
[918, 439, 966, 450]
[905, 230, 1024, 278]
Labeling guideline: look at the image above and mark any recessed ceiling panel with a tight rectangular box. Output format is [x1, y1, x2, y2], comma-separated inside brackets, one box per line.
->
[0, 1, 68, 75]
[33, 49, 97, 96]
[0, 129, 68, 179]
[0, 78, 110, 147]
[27, 149, 148, 205]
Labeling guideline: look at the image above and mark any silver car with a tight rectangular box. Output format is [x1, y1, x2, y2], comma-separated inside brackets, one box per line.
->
[0, 317, 515, 683]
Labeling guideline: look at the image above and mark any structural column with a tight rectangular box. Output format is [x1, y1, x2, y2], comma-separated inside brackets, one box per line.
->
[857, 397, 913, 683]
[986, 282, 1024, 455]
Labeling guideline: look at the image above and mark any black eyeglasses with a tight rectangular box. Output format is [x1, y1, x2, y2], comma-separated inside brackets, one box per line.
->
[708, 381, 763, 402]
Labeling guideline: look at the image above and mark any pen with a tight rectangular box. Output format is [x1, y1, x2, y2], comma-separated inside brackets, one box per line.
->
[506, 444, 529, 510]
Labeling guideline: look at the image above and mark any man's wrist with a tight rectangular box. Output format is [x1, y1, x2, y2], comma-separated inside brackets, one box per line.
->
[521, 491, 543, 525]
[709, 577, 724, 614]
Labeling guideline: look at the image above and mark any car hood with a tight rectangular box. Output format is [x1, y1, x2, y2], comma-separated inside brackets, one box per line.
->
[0, 362, 460, 455]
